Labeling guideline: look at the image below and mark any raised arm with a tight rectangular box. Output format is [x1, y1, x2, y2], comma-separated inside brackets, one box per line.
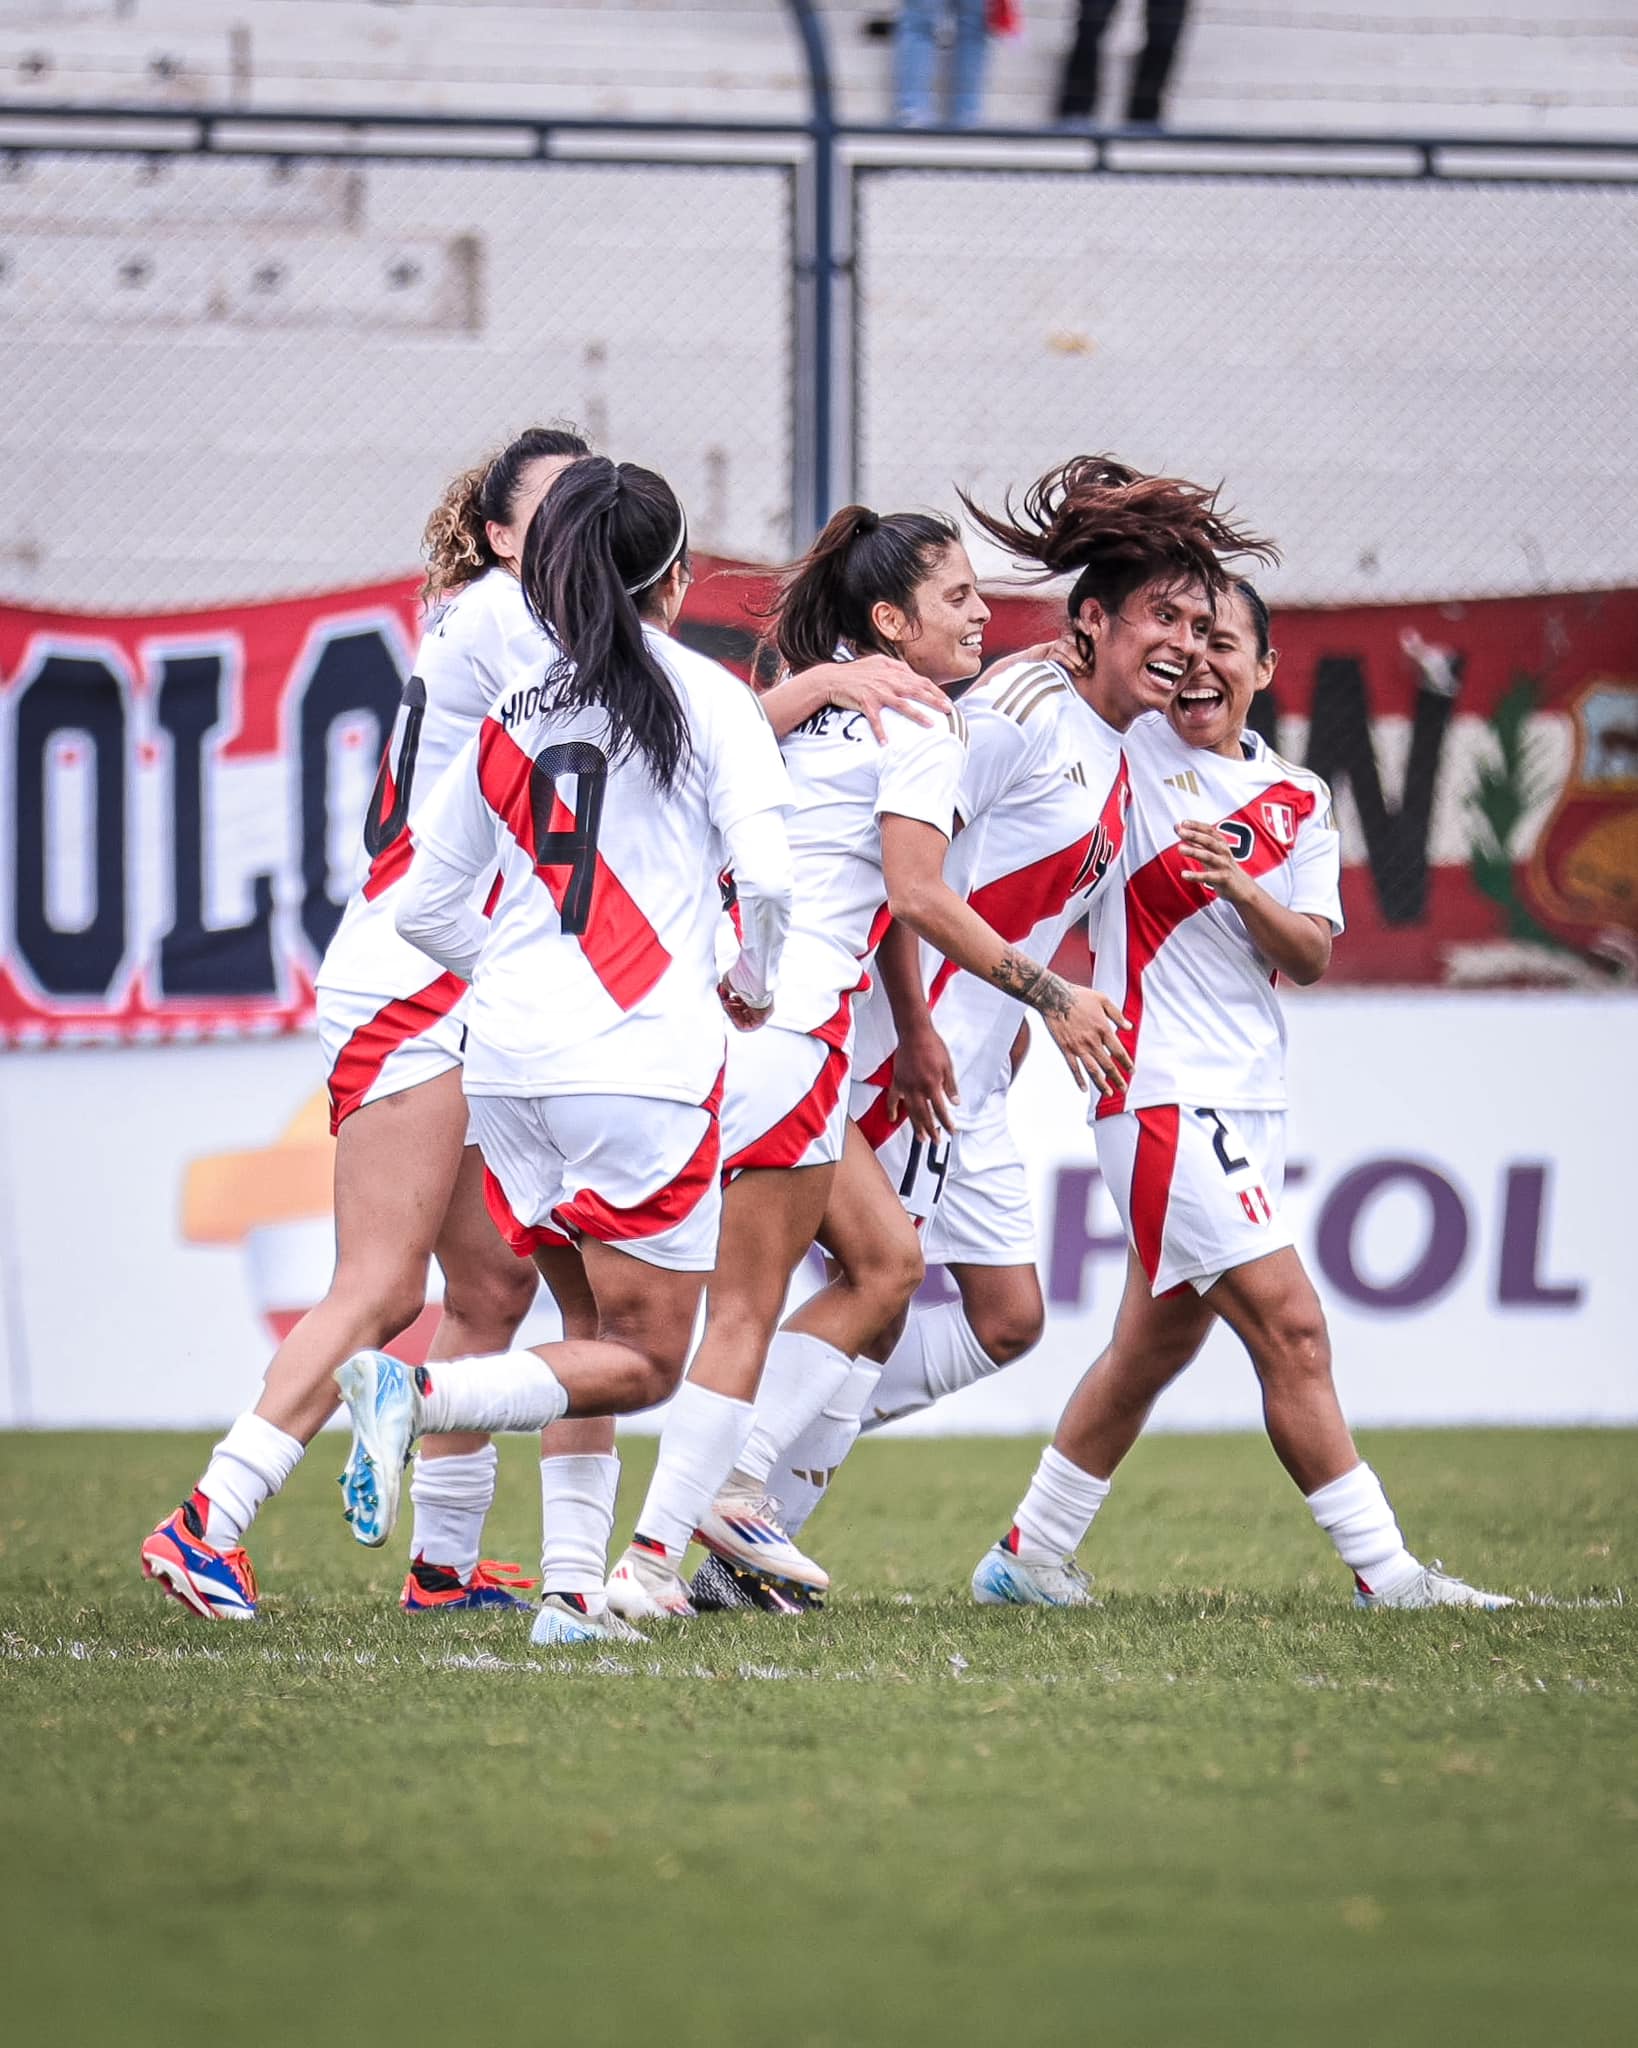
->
[759, 653, 951, 743]
[1176, 821, 1333, 984]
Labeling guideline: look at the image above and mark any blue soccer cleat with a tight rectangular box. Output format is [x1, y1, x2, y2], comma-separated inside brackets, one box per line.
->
[971, 1533, 1095, 1608]
[335, 1349, 418, 1547]
[400, 1557, 536, 1612]
[140, 1491, 259, 1621]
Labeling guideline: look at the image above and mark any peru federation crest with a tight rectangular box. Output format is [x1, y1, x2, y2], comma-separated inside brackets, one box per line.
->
[1260, 800, 1297, 847]
[1526, 681, 1638, 940]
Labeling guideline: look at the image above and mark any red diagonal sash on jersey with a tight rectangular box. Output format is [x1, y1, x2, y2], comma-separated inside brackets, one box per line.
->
[1099, 776, 1317, 1118]
[361, 755, 415, 901]
[478, 718, 672, 1012]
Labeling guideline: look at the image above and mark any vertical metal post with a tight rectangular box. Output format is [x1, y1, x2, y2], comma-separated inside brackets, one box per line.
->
[786, 0, 841, 541]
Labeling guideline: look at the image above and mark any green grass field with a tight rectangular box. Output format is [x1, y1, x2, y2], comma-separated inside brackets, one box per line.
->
[2, 1428, 1633, 2047]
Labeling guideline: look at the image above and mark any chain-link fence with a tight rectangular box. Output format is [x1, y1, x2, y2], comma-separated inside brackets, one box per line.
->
[853, 163, 1638, 605]
[0, 143, 796, 608]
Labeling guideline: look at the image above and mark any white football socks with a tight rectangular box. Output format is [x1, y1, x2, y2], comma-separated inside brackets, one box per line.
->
[414, 1350, 568, 1435]
[1305, 1462, 1420, 1596]
[199, 1411, 305, 1549]
[540, 1451, 621, 1599]
[862, 1303, 998, 1429]
[634, 1381, 755, 1561]
[735, 1331, 852, 1487]
[1012, 1445, 1112, 1565]
[771, 1363, 882, 1538]
[408, 1443, 498, 1581]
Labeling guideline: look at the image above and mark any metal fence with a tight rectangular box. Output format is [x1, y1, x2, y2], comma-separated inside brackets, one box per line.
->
[0, 103, 1634, 612]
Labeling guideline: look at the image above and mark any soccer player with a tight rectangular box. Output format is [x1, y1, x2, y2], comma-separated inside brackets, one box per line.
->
[332, 459, 797, 1604]
[748, 458, 1277, 1547]
[140, 426, 614, 1624]
[602, 508, 981, 1619]
[972, 580, 1514, 1611]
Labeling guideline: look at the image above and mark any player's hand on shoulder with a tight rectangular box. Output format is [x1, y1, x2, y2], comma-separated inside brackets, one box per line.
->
[825, 655, 947, 742]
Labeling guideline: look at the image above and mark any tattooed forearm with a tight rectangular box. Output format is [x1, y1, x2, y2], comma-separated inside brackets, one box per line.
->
[989, 948, 1075, 1019]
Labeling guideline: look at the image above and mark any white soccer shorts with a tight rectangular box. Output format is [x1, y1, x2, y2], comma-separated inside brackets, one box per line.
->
[921, 1088, 1038, 1268]
[721, 1023, 849, 1179]
[1095, 1104, 1292, 1297]
[468, 1078, 724, 1273]
[316, 976, 467, 1135]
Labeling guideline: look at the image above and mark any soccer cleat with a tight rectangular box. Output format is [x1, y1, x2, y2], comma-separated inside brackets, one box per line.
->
[970, 1537, 1095, 1608]
[335, 1349, 418, 1547]
[530, 1591, 650, 1648]
[695, 1484, 829, 1594]
[688, 1553, 819, 1616]
[400, 1556, 536, 1613]
[140, 1492, 259, 1621]
[1355, 1561, 1514, 1611]
[605, 1542, 698, 1623]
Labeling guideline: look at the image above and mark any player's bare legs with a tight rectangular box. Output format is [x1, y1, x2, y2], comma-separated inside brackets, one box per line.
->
[1203, 1247, 1358, 1494]
[791, 1123, 925, 1358]
[1049, 1252, 1214, 1478]
[613, 1162, 838, 1613]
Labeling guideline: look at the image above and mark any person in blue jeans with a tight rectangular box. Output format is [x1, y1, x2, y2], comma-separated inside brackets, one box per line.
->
[894, 0, 991, 128]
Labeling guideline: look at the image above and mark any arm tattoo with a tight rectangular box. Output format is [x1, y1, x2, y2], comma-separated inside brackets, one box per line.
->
[989, 947, 1074, 1019]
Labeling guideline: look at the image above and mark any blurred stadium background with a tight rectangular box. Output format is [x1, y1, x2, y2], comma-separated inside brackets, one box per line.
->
[0, 1, 1632, 1434]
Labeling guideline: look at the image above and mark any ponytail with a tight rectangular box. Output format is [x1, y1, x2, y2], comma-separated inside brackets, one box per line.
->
[769, 504, 960, 674]
[519, 457, 692, 792]
[421, 423, 591, 604]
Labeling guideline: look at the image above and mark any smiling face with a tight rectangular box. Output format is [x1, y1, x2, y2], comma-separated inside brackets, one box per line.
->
[1168, 582, 1277, 756]
[870, 541, 990, 683]
[1074, 575, 1216, 730]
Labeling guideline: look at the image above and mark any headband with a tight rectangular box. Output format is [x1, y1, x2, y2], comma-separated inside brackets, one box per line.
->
[625, 509, 690, 596]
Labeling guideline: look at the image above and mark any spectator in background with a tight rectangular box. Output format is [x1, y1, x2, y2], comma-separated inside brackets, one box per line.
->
[1057, 0, 1191, 130]
[894, 0, 992, 128]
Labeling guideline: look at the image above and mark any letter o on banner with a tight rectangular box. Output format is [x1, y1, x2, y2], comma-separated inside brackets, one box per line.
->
[1315, 1158, 1469, 1310]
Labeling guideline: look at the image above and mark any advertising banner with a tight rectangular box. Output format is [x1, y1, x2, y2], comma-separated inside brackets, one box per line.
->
[2, 573, 1634, 1047]
[0, 996, 1629, 1433]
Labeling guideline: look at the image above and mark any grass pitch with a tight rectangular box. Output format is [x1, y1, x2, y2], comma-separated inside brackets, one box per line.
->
[1, 1428, 1633, 2047]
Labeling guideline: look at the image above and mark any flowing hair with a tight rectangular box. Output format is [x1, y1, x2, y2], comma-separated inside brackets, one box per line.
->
[420, 424, 591, 604]
[961, 456, 1277, 655]
[765, 504, 961, 675]
[519, 456, 693, 792]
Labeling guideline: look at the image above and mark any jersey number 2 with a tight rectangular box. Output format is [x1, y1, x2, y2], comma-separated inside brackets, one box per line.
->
[530, 741, 608, 936]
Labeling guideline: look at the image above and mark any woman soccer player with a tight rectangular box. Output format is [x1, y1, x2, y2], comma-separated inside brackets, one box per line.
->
[332, 459, 796, 1572]
[972, 580, 1513, 1610]
[677, 497, 1148, 1613]
[743, 458, 1276, 1552]
[141, 426, 615, 1624]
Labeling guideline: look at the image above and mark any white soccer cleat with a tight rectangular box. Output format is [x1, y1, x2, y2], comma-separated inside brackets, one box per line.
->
[530, 1591, 650, 1648]
[334, 1349, 419, 1548]
[1355, 1562, 1514, 1611]
[695, 1484, 829, 1594]
[971, 1539, 1095, 1608]
[605, 1544, 698, 1623]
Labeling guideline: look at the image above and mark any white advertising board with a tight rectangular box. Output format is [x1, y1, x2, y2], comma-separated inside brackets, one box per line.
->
[0, 993, 1631, 1433]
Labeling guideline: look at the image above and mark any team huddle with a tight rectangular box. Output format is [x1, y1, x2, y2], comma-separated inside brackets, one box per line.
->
[140, 429, 1511, 1639]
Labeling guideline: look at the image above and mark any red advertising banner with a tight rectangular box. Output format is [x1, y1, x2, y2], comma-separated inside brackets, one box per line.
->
[2, 568, 1633, 1043]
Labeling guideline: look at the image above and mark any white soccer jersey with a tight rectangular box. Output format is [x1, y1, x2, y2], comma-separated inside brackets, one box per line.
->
[316, 568, 549, 1001]
[767, 700, 967, 1046]
[1092, 717, 1344, 1117]
[413, 629, 792, 1103]
[854, 659, 1130, 1129]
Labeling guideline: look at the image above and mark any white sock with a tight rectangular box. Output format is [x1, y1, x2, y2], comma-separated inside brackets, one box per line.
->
[771, 1363, 882, 1537]
[413, 1351, 568, 1435]
[735, 1332, 852, 1487]
[1305, 1462, 1420, 1596]
[1012, 1445, 1111, 1566]
[540, 1452, 621, 1599]
[408, 1444, 497, 1580]
[198, 1412, 305, 1548]
[863, 1303, 998, 1429]
[634, 1382, 754, 1562]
